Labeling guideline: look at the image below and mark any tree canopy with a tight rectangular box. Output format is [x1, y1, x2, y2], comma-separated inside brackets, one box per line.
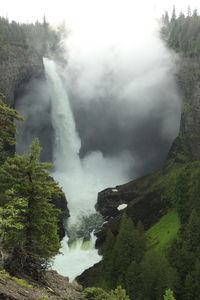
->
[161, 7, 200, 57]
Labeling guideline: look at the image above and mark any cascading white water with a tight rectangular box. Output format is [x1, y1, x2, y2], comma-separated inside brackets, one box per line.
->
[44, 58, 132, 281]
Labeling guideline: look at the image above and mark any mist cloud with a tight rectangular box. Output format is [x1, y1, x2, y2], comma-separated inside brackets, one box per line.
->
[59, 12, 181, 177]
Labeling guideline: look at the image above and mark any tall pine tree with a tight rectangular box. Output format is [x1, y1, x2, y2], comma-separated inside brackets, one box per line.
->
[0, 139, 63, 279]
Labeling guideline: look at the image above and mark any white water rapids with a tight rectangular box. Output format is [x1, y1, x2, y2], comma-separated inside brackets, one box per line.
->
[44, 58, 131, 281]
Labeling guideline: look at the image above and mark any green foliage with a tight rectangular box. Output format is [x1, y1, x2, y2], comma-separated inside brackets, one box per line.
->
[100, 212, 180, 299]
[145, 211, 180, 254]
[0, 189, 27, 244]
[173, 170, 190, 223]
[184, 260, 200, 300]
[0, 16, 66, 58]
[140, 255, 178, 300]
[83, 286, 130, 300]
[98, 160, 200, 299]
[0, 94, 23, 160]
[163, 161, 200, 216]
[13, 277, 33, 288]
[125, 260, 142, 299]
[83, 287, 109, 299]
[0, 139, 62, 278]
[168, 208, 200, 298]
[0, 270, 33, 288]
[109, 286, 130, 300]
[161, 8, 200, 57]
[182, 102, 191, 114]
[0, 17, 26, 47]
[112, 214, 145, 282]
[163, 289, 176, 300]
[101, 214, 145, 289]
[100, 229, 116, 286]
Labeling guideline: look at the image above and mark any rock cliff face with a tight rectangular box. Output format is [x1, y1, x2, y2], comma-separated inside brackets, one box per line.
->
[173, 57, 200, 160]
[0, 45, 44, 106]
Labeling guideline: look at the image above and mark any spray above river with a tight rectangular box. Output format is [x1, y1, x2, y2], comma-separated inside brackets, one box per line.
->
[44, 59, 133, 222]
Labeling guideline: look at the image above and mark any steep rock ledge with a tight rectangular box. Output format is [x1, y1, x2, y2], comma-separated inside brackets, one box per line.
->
[0, 45, 43, 106]
[169, 57, 200, 161]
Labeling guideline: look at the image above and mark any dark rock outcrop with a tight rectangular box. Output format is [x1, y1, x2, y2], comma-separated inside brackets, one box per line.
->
[52, 192, 69, 239]
[96, 169, 166, 225]
[95, 168, 167, 250]
[77, 262, 102, 288]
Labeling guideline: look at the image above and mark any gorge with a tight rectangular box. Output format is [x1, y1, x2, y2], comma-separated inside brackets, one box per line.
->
[14, 28, 181, 281]
[2, 4, 200, 299]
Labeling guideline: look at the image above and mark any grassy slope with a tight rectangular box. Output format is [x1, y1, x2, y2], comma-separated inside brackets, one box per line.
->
[145, 210, 180, 255]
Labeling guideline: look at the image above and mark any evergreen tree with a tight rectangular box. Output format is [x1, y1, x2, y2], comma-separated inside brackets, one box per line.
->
[111, 214, 145, 287]
[171, 6, 177, 23]
[185, 210, 200, 254]
[109, 286, 130, 300]
[101, 229, 116, 288]
[0, 189, 27, 268]
[193, 8, 198, 17]
[187, 6, 192, 18]
[168, 235, 195, 283]
[0, 139, 63, 279]
[174, 169, 190, 223]
[163, 289, 176, 300]
[125, 260, 142, 300]
[161, 8, 200, 57]
[0, 94, 23, 160]
[190, 170, 200, 213]
[184, 260, 200, 300]
[140, 255, 178, 300]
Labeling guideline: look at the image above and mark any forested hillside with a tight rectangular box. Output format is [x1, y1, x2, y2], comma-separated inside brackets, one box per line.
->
[0, 16, 65, 60]
[161, 6, 200, 57]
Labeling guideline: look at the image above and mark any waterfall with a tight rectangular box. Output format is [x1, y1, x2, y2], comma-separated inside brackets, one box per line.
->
[44, 58, 102, 281]
[15, 57, 132, 282]
[42, 58, 132, 281]
[44, 58, 85, 223]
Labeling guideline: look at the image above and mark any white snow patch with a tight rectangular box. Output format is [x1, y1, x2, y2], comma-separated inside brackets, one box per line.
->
[117, 204, 128, 211]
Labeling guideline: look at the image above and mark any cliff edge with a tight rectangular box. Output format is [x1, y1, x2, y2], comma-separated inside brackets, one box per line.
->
[0, 44, 43, 106]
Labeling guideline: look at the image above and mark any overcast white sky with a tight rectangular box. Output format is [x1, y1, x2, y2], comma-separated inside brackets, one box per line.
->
[1, 0, 199, 51]
[1, 0, 200, 24]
